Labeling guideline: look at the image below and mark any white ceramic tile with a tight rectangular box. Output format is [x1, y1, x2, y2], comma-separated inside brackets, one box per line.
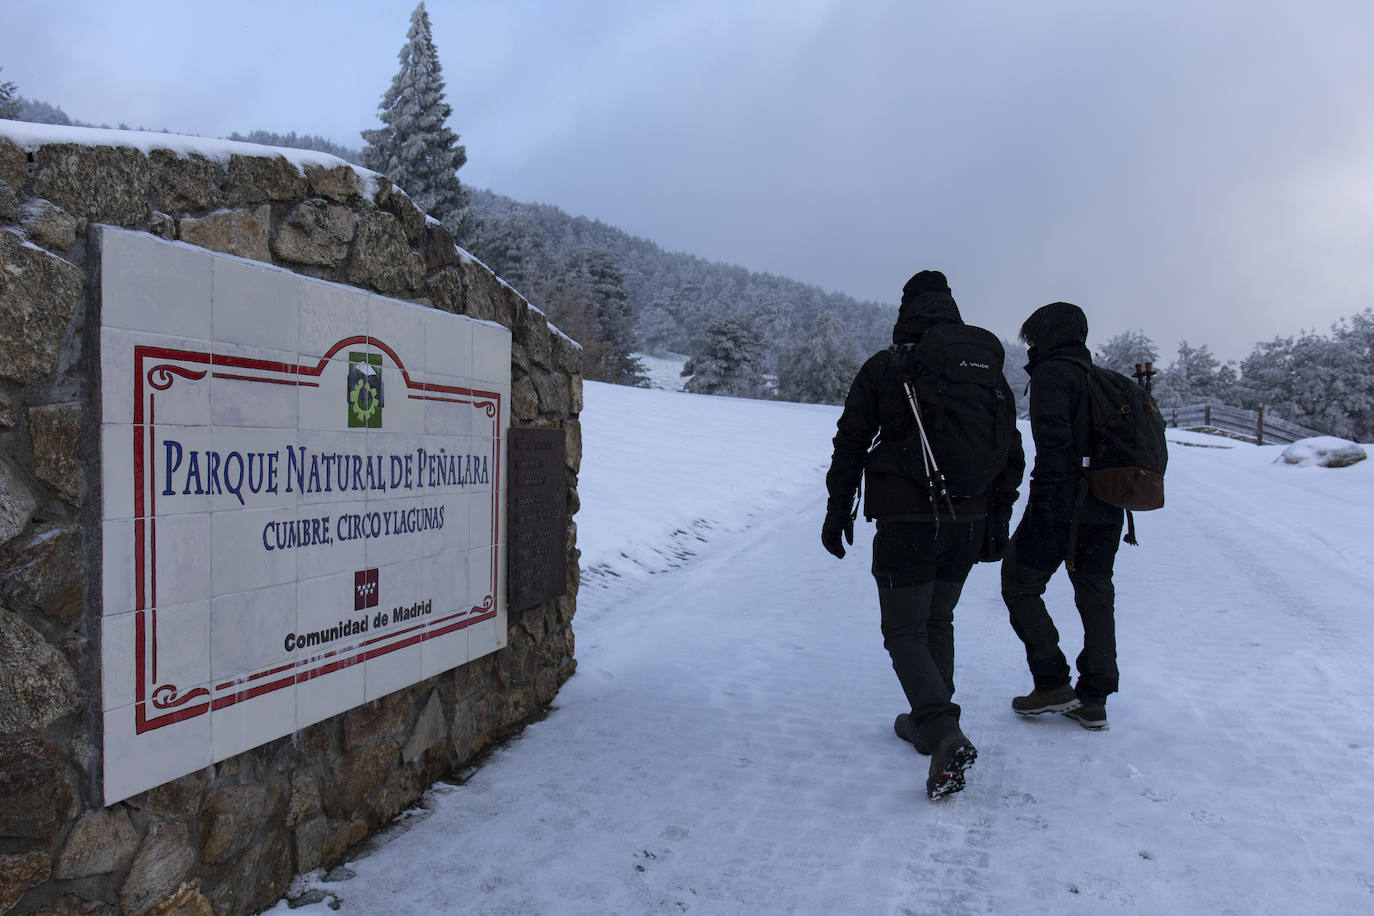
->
[144, 599, 213, 704]
[99, 227, 213, 338]
[381, 360, 426, 433]
[101, 424, 136, 521]
[211, 675, 297, 762]
[294, 569, 373, 647]
[298, 357, 353, 432]
[423, 547, 470, 618]
[421, 378, 475, 437]
[364, 640, 423, 703]
[298, 498, 368, 580]
[372, 556, 423, 630]
[362, 495, 426, 568]
[209, 343, 301, 430]
[467, 612, 502, 661]
[365, 431, 423, 492]
[100, 611, 138, 711]
[211, 506, 297, 595]
[101, 519, 137, 616]
[211, 255, 300, 352]
[496, 472, 509, 545]
[369, 296, 427, 378]
[151, 513, 212, 606]
[103, 702, 213, 805]
[468, 488, 496, 552]
[101, 326, 213, 427]
[206, 425, 297, 511]
[295, 657, 366, 729]
[423, 307, 475, 377]
[470, 322, 512, 386]
[287, 430, 365, 505]
[465, 546, 495, 611]
[419, 490, 457, 558]
[420, 625, 469, 680]
[147, 425, 214, 518]
[209, 582, 296, 680]
[299, 276, 371, 362]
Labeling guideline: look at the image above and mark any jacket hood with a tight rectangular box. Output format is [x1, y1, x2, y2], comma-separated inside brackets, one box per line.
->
[1019, 301, 1087, 351]
[892, 290, 963, 344]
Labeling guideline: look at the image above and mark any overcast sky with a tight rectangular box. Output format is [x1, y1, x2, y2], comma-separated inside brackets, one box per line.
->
[6, 0, 1374, 360]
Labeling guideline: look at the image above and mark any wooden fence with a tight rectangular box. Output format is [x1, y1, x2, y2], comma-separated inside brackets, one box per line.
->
[1165, 403, 1325, 445]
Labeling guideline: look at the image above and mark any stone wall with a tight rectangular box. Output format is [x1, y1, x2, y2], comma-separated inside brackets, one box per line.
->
[0, 126, 581, 916]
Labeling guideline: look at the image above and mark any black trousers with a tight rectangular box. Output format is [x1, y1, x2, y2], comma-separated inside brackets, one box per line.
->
[872, 519, 984, 748]
[1000, 516, 1122, 703]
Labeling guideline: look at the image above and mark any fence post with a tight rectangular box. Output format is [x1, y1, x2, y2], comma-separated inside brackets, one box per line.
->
[1257, 404, 1264, 446]
[1204, 405, 1211, 428]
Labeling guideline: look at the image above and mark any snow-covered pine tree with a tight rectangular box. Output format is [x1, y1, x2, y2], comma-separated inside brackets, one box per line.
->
[0, 68, 20, 120]
[1093, 329, 1159, 378]
[361, 2, 472, 244]
[468, 209, 551, 299]
[1152, 340, 1237, 407]
[635, 302, 681, 356]
[777, 313, 857, 405]
[681, 315, 766, 398]
[1237, 309, 1374, 440]
[1001, 338, 1030, 417]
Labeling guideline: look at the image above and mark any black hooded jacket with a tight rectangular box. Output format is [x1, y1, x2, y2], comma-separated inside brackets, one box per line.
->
[1020, 302, 1123, 526]
[825, 281, 1024, 521]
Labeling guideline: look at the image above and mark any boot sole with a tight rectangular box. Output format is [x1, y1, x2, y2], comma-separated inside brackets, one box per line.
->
[1064, 710, 1109, 730]
[1012, 699, 1081, 716]
[927, 744, 977, 799]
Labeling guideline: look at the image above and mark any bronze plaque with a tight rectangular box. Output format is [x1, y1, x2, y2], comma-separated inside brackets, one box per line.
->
[507, 427, 568, 611]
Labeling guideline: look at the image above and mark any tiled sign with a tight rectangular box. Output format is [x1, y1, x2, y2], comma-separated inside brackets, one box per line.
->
[98, 227, 510, 804]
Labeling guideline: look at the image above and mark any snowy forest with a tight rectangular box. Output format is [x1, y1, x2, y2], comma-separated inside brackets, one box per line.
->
[5, 1, 1374, 441]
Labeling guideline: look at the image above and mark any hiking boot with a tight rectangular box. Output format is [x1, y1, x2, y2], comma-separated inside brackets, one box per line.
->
[1064, 702, 1109, 730]
[893, 713, 933, 755]
[926, 729, 977, 800]
[1011, 684, 1081, 716]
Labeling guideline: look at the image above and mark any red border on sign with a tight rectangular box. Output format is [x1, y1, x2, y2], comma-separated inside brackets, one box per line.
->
[130, 336, 502, 733]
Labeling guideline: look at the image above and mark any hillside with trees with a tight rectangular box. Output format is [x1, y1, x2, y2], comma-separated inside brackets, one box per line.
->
[463, 188, 894, 390]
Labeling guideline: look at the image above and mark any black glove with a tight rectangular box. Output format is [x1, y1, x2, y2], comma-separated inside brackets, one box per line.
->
[821, 509, 854, 559]
[979, 505, 1013, 562]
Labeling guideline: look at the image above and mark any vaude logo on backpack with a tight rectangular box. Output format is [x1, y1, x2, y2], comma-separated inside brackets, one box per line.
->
[891, 323, 1014, 500]
[1083, 366, 1168, 511]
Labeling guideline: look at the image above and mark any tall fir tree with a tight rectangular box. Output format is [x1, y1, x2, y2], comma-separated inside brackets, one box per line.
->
[583, 249, 647, 386]
[777, 313, 857, 405]
[361, 3, 473, 243]
[681, 315, 766, 398]
[1152, 340, 1236, 407]
[1093, 329, 1159, 377]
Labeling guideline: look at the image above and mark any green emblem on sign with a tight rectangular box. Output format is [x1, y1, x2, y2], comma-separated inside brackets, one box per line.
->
[347, 352, 384, 428]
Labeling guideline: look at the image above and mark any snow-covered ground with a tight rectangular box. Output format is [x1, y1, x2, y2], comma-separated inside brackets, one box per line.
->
[275, 381, 1374, 915]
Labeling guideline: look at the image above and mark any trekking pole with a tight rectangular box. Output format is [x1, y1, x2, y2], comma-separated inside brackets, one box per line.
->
[902, 381, 958, 518]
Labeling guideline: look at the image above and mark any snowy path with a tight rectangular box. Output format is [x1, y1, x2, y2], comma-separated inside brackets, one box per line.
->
[279, 385, 1374, 915]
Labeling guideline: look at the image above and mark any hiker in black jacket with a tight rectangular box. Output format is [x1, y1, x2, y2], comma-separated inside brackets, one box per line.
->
[823, 270, 1024, 799]
[1002, 301, 1123, 730]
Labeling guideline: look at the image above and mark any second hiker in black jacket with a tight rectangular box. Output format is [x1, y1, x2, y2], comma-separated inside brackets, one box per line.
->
[1002, 301, 1125, 730]
[822, 270, 1024, 800]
